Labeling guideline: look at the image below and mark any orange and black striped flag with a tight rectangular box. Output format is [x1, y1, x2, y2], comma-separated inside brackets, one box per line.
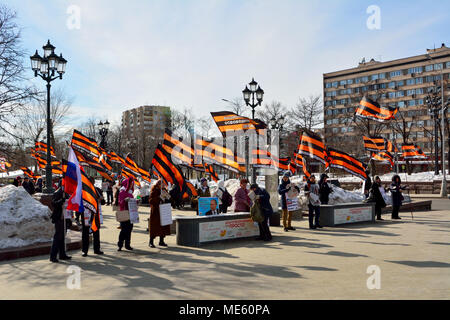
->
[372, 152, 394, 168]
[363, 136, 387, 152]
[204, 163, 219, 182]
[252, 148, 273, 168]
[20, 167, 37, 179]
[293, 152, 303, 167]
[152, 144, 193, 196]
[138, 167, 152, 183]
[183, 181, 198, 199]
[73, 149, 114, 181]
[210, 111, 267, 137]
[71, 129, 101, 159]
[402, 144, 427, 160]
[122, 154, 142, 179]
[298, 131, 326, 164]
[162, 129, 195, 167]
[107, 151, 125, 164]
[355, 96, 398, 122]
[195, 136, 246, 174]
[35, 141, 56, 158]
[386, 140, 399, 153]
[288, 158, 297, 175]
[302, 157, 311, 178]
[326, 147, 367, 180]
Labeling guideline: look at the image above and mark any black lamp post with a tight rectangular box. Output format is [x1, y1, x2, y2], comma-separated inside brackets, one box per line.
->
[270, 115, 285, 157]
[242, 78, 264, 120]
[426, 87, 442, 175]
[97, 120, 110, 149]
[30, 40, 67, 194]
[243, 78, 264, 183]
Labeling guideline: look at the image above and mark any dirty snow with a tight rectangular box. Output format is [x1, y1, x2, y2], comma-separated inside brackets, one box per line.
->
[0, 185, 53, 249]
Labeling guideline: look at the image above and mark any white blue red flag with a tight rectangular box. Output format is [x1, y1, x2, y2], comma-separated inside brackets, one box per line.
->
[64, 147, 84, 213]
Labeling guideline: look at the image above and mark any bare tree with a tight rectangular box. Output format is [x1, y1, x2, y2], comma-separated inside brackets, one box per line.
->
[256, 100, 290, 128]
[170, 107, 196, 137]
[223, 97, 249, 117]
[0, 5, 40, 154]
[290, 95, 323, 131]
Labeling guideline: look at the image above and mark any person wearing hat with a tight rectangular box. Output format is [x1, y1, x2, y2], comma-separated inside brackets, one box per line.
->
[193, 178, 211, 214]
[278, 171, 300, 232]
[318, 173, 333, 205]
[49, 180, 71, 263]
[250, 183, 273, 241]
[368, 176, 386, 221]
[305, 175, 322, 229]
[12, 176, 22, 187]
[22, 177, 35, 195]
[235, 178, 251, 212]
[363, 169, 372, 198]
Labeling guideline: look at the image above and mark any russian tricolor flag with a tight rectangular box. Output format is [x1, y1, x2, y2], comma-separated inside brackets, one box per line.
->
[64, 147, 84, 213]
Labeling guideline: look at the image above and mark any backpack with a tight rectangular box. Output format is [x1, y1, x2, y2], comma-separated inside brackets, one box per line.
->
[250, 201, 264, 223]
[220, 187, 233, 207]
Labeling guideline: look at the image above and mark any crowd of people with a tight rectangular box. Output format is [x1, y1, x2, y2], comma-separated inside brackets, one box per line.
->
[7, 167, 409, 263]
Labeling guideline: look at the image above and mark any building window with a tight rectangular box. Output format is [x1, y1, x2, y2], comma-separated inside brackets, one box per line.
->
[408, 66, 423, 74]
[416, 88, 424, 95]
[415, 77, 423, 84]
[425, 65, 433, 72]
[325, 82, 332, 88]
[379, 73, 386, 79]
[396, 80, 404, 87]
[408, 100, 416, 107]
[388, 81, 396, 88]
[332, 81, 338, 88]
[398, 101, 405, 108]
[361, 76, 369, 82]
[390, 70, 402, 77]
[446, 62, 450, 69]
[396, 91, 404, 98]
[407, 89, 415, 96]
[388, 92, 396, 99]
[340, 80, 346, 86]
[371, 74, 379, 81]
[434, 63, 443, 70]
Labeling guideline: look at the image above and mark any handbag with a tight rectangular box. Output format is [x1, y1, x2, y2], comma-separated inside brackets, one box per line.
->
[250, 201, 264, 223]
[115, 210, 130, 222]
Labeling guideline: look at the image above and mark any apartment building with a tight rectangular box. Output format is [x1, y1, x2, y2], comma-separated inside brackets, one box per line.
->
[323, 44, 450, 157]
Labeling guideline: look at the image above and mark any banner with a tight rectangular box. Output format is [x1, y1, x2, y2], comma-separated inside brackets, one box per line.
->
[210, 111, 267, 137]
[355, 96, 397, 122]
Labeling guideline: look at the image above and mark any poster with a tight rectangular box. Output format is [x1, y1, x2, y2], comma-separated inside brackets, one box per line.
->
[198, 197, 220, 216]
[286, 197, 299, 211]
[334, 206, 373, 224]
[159, 203, 173, 226]
[199, 218, 259, 243]
[99, 205, 103, 225]
[128, 198, 139, 224]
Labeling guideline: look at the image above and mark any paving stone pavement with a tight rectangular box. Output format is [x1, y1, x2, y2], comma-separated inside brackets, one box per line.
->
[0, 198, 448, 300]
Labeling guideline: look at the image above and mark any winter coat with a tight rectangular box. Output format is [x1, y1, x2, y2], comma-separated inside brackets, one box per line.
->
[118, 178, 134, 212]
[390, 182, 404, 207]
[319, 182, 332, 205]
[369, 182, 386, 209]
[22, 180, 35, 195]
[235, 187, 251, 212]
[51, 187, 65, 223]
[253, 187, 273, 218]
[149, 184, 171, 237]
[278, 179, 299, 210]
[304, 182, 321, 206]
[364, 176, 372, 194]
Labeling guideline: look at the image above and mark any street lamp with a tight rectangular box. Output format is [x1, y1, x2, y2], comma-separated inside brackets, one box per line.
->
[242, 78, 264, 120]
[426, 54, 448, 196]
[30, 40, 67, 194]
[426, 87, 442, 175]
[97, 120, 110, 149]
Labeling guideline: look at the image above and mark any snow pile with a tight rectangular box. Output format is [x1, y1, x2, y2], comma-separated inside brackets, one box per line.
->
[0, 185, 53, 249]
[328, 170, 449, 183]
[328, 186, 365, 204]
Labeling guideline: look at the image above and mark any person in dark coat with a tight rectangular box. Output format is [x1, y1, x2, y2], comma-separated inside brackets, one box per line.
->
[81, 178, 104, 256]
[304, 175, 322, 229]
[149, 180, 170, 248]
[390, 175, 407, 220]
[369, 176, 386, 220]
[318, 173, 333, 205]
[106, 181, 113, 205]
[22, 177, 35, 195]
[363, 169, 372, 198]
[192, 178, 211, 213]
[12, 176, 22, 187]
[49, 181, 71, 263]
[278, 171, 300, 232]
[35, 177, 43, 193]
[250, 184, 273, 241]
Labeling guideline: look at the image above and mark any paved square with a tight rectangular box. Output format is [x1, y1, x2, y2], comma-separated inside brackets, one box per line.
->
[0, 198, 448, 300]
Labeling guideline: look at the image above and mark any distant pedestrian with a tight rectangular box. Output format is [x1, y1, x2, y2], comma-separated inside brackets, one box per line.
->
[22, 177, 35, 195]
[304, 175, 322, 229]
[278, 171, 300, 232]
[369, 176, 386, 221]
[234, 179, 251, 212]
[35, 177, 43, 193]
[250, 184, 273, 241]
[192, 178, 211, 213]
[149, 180, 170, 248]
[106, 181, 113, 205]
[214, 180, 232, 213]
[12, 176, 22, 187]
[363, 169, 372, 198]
[318, 173, 333, 205]
[49, 180, 71, 263]
[390, 175, 407, 220]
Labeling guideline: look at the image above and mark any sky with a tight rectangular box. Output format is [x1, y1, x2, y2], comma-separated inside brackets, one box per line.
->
[4, 0, 449, 128]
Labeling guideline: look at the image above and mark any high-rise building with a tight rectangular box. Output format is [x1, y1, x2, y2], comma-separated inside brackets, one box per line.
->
[323, 44, 450, 157]
[121, 105, 171, 167]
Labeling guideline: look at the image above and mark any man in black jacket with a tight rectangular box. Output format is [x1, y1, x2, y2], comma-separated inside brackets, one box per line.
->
[250, 184, 273, 241]
[49, 180, 72, 263]
[22, 177, 35, 195]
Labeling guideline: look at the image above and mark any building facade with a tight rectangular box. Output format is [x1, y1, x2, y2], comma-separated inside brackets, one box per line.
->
[121, 105, 171, 167]
[323, 44, 450, 158]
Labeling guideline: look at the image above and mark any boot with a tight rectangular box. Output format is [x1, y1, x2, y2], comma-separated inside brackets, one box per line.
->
[149, 237, 155, 248]
[159, 237, 168, 247]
